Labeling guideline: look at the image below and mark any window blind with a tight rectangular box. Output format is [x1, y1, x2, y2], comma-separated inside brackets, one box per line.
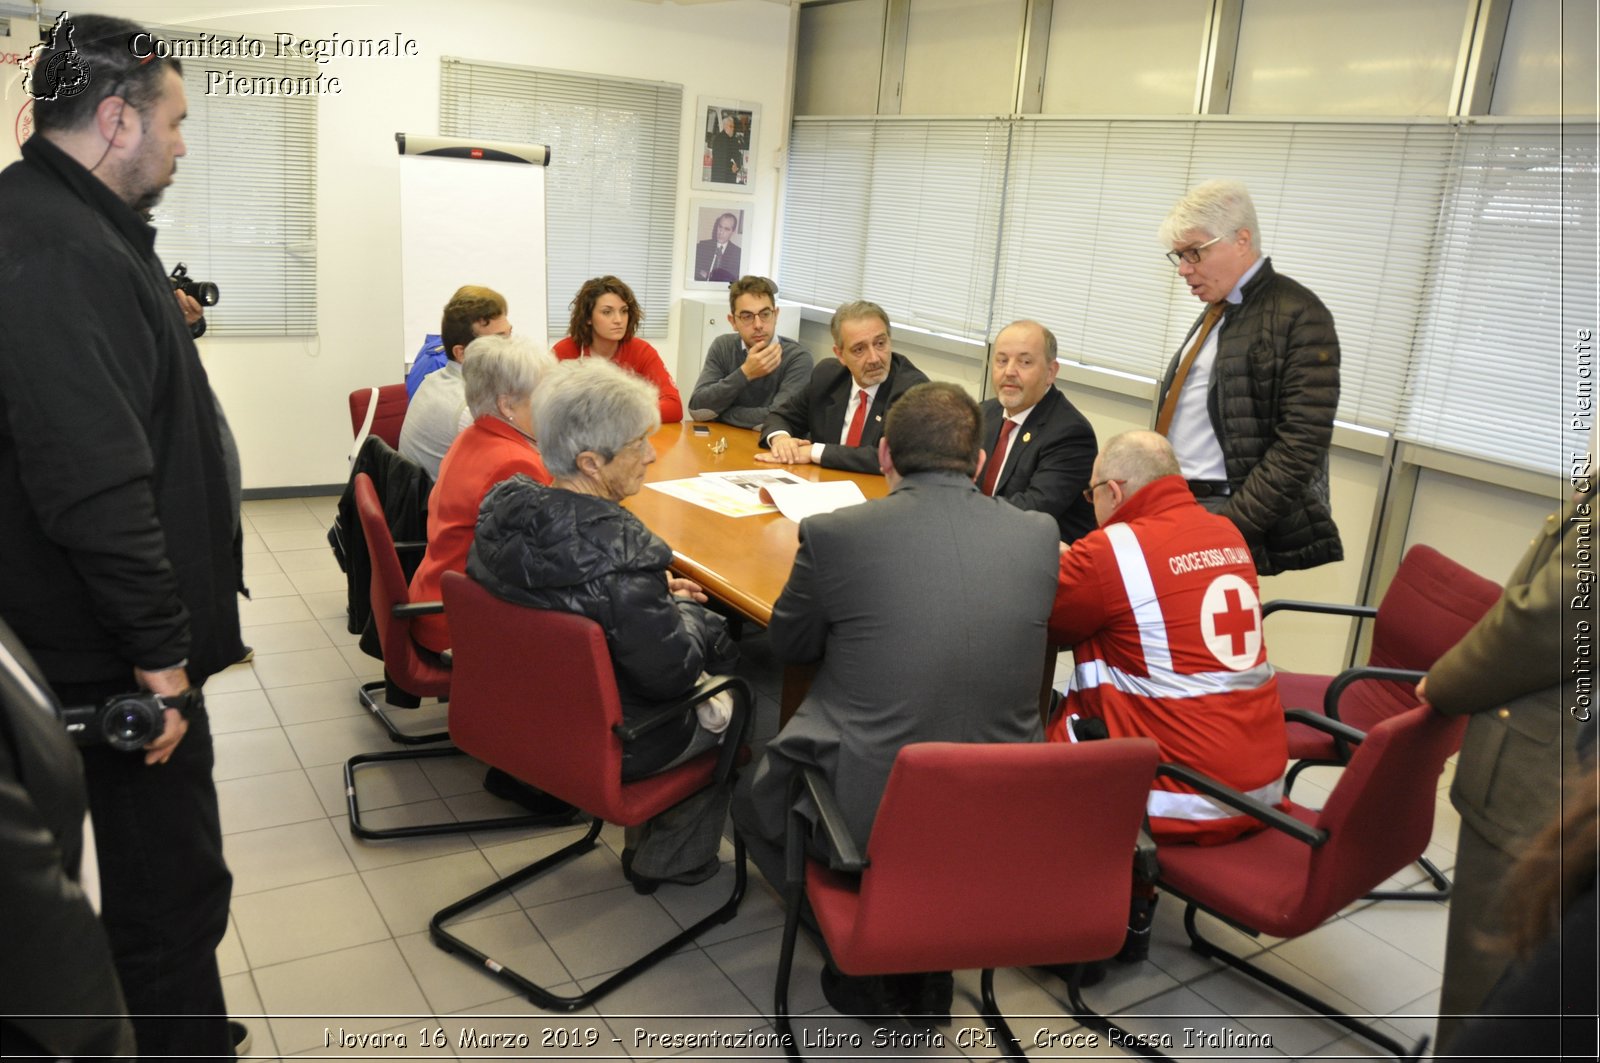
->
[992, 119, 1455, 432]
[440, 58, 681, 341]
[1402, 123, 1598, 475]
[150, 31, 318, 336]
[779, 117, 1009, 344]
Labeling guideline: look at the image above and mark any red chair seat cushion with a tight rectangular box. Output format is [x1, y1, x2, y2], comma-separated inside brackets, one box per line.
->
[1154, 802, 1326, 938]
[608, 749, 724, 827]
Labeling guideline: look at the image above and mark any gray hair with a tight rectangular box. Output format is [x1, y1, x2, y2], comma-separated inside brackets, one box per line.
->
[1099, 430, 1181, 496]
[829, 300, 891, 347]
[531, 357, 661, 478]
[463, 335, 554, 420]
[997, 319, 1058, 361]
[1159, 180, 1261, 253]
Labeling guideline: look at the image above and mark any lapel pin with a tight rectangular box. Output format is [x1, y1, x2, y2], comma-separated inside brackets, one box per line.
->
[1022, 432, 1032, 443]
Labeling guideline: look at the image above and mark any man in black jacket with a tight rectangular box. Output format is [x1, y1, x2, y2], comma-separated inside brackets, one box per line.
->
[757, 300, 929, 474]
[0, 15, 243, 1058]
[1153, 180, 1342, 576]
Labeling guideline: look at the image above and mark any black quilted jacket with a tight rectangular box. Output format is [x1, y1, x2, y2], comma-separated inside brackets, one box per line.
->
[1156, 258, 1344, 576]
[467, 476, 736, 778]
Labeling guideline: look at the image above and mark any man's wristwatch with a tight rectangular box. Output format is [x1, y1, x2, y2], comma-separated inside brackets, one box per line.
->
[159, 687, 205, 720]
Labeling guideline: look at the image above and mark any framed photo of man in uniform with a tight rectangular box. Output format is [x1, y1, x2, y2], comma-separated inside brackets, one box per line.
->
[692, 97, 758, 193]
[685, 201, 746, 290]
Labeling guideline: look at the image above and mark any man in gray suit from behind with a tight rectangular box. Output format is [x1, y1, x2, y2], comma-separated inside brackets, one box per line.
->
[733, 382, 1059, 1025]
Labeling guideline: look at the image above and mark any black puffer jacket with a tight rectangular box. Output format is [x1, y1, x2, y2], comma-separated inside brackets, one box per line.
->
[1156, 257, 1343, 576]
[467, 476, 736, 778]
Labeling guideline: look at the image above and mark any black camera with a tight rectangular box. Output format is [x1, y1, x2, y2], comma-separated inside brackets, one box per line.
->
[169, 262, 220, 307]
[60, 693, 167, 752]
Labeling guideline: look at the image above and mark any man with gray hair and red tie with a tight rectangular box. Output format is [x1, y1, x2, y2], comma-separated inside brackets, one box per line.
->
[1153, 179, 1342, 576]
[757, 300, 928, 474]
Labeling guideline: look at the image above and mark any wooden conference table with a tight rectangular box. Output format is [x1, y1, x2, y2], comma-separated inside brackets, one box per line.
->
[624, 423, 888, 722]
[626, 422, 1059, 726]
[624, 422, 888, 624]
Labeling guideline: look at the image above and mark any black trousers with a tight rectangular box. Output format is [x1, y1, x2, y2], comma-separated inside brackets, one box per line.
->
[64, 679, 234, 1062]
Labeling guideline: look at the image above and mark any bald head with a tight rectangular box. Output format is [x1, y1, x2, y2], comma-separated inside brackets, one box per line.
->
[1089, 431, 1182, 524]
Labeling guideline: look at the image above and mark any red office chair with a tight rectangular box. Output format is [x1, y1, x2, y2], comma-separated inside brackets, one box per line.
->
[1153, 705, 1465, 1060]
[1265, 544, 1499, 900]
[342, 475, 561, 841]
[350, 472, 450, 744]
[774, 740, 1162, 1061]
[348, 383, 409, 451]
[429, 570, 753, 1010]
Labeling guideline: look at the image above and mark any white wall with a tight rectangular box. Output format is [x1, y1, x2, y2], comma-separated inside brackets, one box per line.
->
[89, 0, 795, 489]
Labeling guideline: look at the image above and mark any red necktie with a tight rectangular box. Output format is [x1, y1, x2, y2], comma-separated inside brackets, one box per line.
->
[844, 389, 870, 447]
[981, 418, 1016, 496]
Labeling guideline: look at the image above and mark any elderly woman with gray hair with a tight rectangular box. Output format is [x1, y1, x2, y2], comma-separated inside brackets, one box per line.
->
[407, 333, 556, 655]
[469, 357, 739, 889]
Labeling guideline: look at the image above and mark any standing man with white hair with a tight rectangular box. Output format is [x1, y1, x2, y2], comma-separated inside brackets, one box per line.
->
[1154, 180, 1342, 576]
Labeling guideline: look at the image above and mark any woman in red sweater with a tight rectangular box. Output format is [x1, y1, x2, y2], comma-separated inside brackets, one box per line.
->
[408, 334, 555, 653]
[551, 275, 683, 422]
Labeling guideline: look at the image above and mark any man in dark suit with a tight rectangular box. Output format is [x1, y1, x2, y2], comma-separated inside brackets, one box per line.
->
[693, 211, 742, 282]
[756, 299, 928, 473]
[734, 382, 1059, 1026]
[979, 319, 1097, 542]
[708, 112, 743, 183]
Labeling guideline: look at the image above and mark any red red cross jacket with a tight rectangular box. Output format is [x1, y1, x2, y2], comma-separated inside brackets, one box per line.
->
[1047, 475, 1287, 843]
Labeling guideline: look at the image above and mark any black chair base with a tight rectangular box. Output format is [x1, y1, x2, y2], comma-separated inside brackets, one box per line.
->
[430, 818, 747, 1011]
[772, 909, 1171, 1061]
[359, 678, 448, 745]
[345, 746, 569, 841]
[1176, 900, 1412, 1059]
[1368, 854, 1452, 902]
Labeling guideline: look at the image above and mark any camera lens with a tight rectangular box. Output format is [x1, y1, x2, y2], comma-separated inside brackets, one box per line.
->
[101, 699, 159, 752]
[195, 281, 220, 307]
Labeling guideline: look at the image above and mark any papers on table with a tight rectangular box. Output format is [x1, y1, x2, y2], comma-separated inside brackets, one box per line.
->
[643, 469, 869, 520]
[759, 480, 868, 523]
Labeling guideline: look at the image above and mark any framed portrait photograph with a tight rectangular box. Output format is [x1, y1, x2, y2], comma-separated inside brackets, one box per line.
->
[685, 201, 747, 290]
[692, 97, 758, 193]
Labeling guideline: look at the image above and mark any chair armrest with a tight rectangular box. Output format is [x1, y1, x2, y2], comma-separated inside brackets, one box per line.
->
[1155, 763, 1327, 847]
[612, 676, 752, 785]
[1284, 707, 1368, 745]
[391, 600, 443, 618]
[800, 766, 869, 874]
[394, 539, 428, 554]
[1310, 665, 1425, 761]
[1261, 599, 1377, 621]
[783, 766, 871, 885]
[1322, 666, 1426, 721]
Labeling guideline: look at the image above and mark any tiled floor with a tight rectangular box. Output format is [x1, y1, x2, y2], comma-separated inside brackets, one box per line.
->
[211, 495, 1459, 1061]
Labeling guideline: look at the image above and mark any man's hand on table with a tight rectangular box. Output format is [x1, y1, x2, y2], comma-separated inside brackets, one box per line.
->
[756, 434, 813, 465]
